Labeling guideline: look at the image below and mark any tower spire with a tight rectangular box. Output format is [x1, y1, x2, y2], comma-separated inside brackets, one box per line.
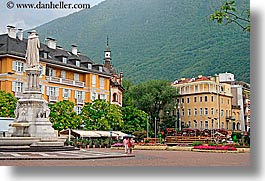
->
[106, 36, 110, 51]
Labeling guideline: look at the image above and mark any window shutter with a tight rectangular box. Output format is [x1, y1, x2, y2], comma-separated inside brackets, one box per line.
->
[74, 106, 77, 113]
[68, 89, 71, 98]
[41, 85, 44, 94]
[12, 81, 16, 92]
[82, 91, 85, 100]
[12, 61, 16, 71]
[40, 65, 43, 76]
[74, 73, 79, 81]
[61, 70, 66, 79]
[46, 86, 50, 96]
[42, 66, 46, 75]
[52, 69, 56, 77]
[22, 82, 25, 92]
[74, 91, 77, 99]
[55, 88, 59, 97]
[23, 62, 26, 72]
[62, 89, 65, 98]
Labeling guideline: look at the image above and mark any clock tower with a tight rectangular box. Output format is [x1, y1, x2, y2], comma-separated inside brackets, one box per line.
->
[104, 36, 112, 70]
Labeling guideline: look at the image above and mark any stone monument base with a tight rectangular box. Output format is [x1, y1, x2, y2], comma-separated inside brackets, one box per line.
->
[0, 137, 77, 152]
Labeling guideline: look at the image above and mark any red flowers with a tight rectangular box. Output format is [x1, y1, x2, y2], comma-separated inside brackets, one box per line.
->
[193, 145, 237, 151]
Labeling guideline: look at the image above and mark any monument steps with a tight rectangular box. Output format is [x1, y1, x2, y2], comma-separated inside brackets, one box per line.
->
[0, 145, 78, 152]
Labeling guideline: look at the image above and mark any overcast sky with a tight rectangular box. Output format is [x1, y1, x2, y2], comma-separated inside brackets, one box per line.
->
[0, 0, 105, 34]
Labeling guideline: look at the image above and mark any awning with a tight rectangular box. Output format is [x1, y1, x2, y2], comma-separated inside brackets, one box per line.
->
[59, 129, 131, 138]
[94, 130, 119, 137]
[60, 129, 101, 138]
[113, 131, 134, 138]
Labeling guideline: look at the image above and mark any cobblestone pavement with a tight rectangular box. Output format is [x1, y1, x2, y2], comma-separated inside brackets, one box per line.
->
[0, 148, 250, 167]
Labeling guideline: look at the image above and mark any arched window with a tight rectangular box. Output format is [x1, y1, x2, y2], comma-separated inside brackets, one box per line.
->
[237, 123, 240, 130]
[188, 121, 191, 128]
[233, 122, 236, 130]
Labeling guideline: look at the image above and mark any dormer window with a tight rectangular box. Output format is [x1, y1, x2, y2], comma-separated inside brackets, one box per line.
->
[43, 52, 48, 59]
[62, 57, 67, 64]
[76, 60, 80, 67]
[99, 66, 103, 72]
[88, 64, 92, 69]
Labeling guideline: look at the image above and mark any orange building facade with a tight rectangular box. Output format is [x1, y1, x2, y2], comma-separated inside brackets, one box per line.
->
[0, 26, 123, 114]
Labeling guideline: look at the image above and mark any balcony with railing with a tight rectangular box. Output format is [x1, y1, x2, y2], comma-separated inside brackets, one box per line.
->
[226, 116, 236, 121]
[49, 96, 58, 102]
[76, 99, 84, 105]
[46, 76, 85, 88]
[232, 105, 240, 109]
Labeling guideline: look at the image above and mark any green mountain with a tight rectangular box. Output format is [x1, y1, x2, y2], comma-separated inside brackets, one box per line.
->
[33, 0, 250, 83]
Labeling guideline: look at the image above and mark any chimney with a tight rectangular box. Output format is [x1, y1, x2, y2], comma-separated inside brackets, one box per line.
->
[7, 25, 17, 39]
[17, 29, 23, 40]
[72, 44, 78, 55]
[46, 37, 56, 49]
[120, 72, 124, 79]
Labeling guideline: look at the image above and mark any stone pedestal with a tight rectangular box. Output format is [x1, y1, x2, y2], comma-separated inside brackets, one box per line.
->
[8, 68, 57, 139]
[1, 32, 76, 152]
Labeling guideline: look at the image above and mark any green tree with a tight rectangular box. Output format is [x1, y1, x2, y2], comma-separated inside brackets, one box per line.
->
[129, 80, 178, 133]
[0, 90, 17, 117]
[210, 0, 250, 32]
[80, 99, 123, 131]
[121, 105, 148, 134]
[49, 100, 81, 131]
[122, 79, 135, 107]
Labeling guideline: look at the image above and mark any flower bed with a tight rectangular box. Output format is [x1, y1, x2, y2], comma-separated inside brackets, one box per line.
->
[110, 142, 250, 152]
[137, 142, 167, 146]
[193, 145, 237, 151]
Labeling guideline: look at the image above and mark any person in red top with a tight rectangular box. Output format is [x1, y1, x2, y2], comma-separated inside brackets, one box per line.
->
[128, 138, 135, 154]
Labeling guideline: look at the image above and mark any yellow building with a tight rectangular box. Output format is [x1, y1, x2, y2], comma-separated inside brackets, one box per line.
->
[171, 74, 238, 131]
[0, 26, 123, 114]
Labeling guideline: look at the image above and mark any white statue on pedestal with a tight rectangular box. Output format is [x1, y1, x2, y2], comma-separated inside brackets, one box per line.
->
[25, 30, 40, 68]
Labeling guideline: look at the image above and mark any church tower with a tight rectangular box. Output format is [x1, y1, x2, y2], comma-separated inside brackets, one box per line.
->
[104, 36, 112, 70]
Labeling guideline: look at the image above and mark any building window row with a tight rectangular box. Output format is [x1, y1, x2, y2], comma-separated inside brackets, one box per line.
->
[179, 95, 215, 104]
[11, 83, 105, 115]
[185, 120, 226, 130]
[180, 107, 231, 117]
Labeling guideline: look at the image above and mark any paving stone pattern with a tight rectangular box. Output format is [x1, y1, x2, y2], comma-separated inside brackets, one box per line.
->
[0, 149, 134, 160]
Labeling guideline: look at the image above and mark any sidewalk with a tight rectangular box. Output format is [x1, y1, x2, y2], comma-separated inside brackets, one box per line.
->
[0, 149, 135, 160]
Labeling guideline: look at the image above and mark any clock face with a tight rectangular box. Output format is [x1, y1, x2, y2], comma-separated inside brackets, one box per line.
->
[105, 52, 110, 57]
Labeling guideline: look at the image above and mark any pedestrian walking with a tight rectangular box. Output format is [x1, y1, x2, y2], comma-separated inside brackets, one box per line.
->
[123, 137, 129, 154]
[128, 138, 135, 154]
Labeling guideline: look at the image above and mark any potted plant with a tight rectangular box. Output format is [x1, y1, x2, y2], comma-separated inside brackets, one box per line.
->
[94, 139, 99, 148]
[88, 139, 93, 148]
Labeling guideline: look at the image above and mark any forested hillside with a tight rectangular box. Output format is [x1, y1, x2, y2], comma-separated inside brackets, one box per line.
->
[33, 0, 250, 83]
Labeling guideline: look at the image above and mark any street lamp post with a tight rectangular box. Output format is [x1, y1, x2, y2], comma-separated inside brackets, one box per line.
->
[154, 117, 157, 143]
[176, 102, 182, 130]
